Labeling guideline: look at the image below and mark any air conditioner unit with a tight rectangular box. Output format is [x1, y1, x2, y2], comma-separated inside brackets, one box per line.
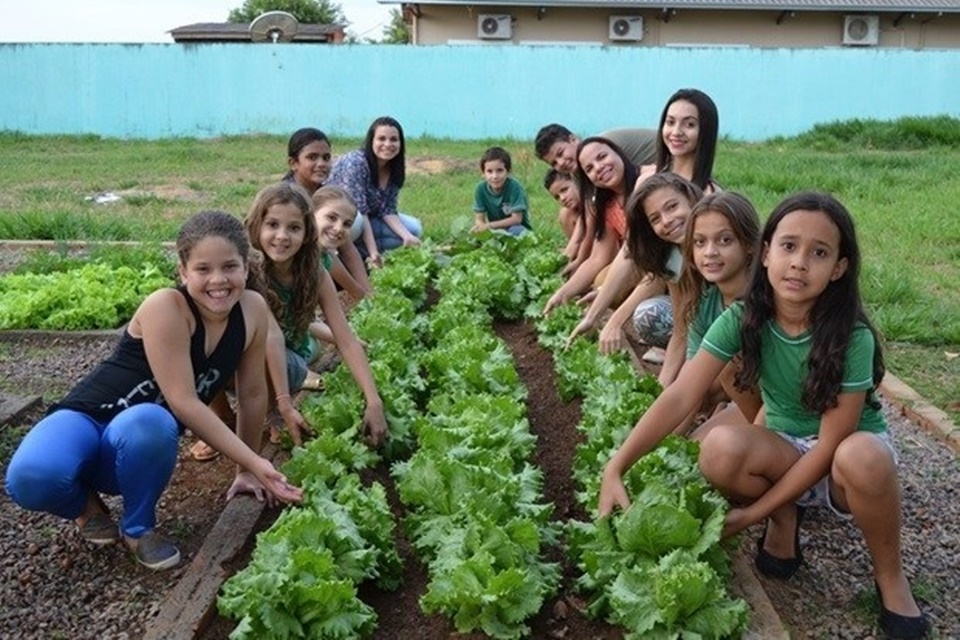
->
[609, 16, 643, 42]
[842, 15, 879, 46]
[478, 14, 512, 40]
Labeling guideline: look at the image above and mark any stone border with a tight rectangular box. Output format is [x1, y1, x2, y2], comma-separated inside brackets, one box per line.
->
[879, 373, 960, 455]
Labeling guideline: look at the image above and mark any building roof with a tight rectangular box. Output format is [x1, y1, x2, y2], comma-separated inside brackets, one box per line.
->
[379, 0, 960, 11]
[169, 22, 345, 43]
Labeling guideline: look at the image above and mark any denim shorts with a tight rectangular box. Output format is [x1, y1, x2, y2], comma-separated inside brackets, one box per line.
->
[775, 430, 896, 519]
[286, 336, 320, 392]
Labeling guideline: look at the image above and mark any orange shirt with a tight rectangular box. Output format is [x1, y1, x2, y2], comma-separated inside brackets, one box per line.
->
[605, 197, 627, 242]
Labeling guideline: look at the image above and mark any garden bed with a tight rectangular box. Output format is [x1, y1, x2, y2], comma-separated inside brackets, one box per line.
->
[1, 249, 958, 638]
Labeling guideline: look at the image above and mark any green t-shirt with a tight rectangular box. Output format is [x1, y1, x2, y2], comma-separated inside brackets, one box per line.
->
[473, 176, 532, 230]
[700, 303, 886, 437]
[686, 285, 725, 360]
[271, 279, 319, 361]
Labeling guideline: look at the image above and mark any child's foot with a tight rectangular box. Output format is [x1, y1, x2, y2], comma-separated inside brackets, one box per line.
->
[641, 347, 666, 365]
[75, 494, 119, 546]
[755, 506, 804, 580]
[190, 439, 220, 462]
[876, 580, 929, 639]
[123, 531, 181, 571]
[300, 372, 324, 392]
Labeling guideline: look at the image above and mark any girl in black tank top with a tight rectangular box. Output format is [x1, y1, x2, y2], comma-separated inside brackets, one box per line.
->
[5, 212, 302, 572]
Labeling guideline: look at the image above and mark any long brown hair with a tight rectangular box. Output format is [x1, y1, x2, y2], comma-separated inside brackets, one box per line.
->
[243, 183, 321, 338]
[675, 192, 760, 336]
[625, 173, 702, 277]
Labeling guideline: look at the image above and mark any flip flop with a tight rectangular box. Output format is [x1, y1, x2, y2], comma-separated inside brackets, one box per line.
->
[300, 373, 324, 392]
[190, 439, 220, 462]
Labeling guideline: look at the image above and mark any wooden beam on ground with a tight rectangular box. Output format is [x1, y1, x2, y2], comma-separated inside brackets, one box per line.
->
[142, 443, 280, 640]
[731, 550, 790, 639]
[0, 392, 41, 424]
[141, 495, 265, 640]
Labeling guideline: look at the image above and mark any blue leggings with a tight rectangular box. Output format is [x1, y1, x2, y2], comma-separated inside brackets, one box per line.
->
[5, 404, 179, 538]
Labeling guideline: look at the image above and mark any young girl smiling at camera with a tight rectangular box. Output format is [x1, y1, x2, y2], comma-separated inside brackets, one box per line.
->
[6, 212, 302, 571]
[245, 182, 388, 447]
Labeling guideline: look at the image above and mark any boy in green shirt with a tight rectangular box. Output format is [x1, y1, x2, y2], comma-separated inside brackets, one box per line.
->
[472, 147, 531, 237]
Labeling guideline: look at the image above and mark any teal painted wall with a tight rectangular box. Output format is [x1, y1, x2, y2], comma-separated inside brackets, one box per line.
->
[1, 43, 957, 141]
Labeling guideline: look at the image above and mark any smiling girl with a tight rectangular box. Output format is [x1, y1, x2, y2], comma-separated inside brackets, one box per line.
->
[599, 192, 929, 640]
[640, 88, 720, 194]
[327, 116, 423, 263]
[5, 211, 302, 571]
[282, 127, 373, 300]
[245, 183, 387, 447]
[543, 137, 651, 313]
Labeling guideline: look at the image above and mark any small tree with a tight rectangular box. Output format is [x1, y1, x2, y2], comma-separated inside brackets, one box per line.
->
[380, 8, 411, 44]
[228, 0, 348, 25]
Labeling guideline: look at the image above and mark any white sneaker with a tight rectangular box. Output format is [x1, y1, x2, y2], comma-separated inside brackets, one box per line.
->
[641, 347, 666, 365]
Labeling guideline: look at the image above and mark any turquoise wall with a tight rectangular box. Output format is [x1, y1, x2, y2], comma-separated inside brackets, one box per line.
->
[0, 43, 957, 141]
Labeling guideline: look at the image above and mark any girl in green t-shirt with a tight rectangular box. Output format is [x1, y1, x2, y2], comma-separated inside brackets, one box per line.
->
[673, 191, 762, 425]
[599, 192, 928, 639]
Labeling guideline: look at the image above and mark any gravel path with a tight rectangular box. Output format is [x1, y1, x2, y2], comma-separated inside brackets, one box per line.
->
[1, 331, 958, 638]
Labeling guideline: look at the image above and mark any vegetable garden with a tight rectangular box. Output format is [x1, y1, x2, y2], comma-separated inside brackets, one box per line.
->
[214, 234, 749, 639]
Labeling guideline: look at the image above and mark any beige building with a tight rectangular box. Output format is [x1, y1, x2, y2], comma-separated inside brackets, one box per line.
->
[383, 0, 960, 48]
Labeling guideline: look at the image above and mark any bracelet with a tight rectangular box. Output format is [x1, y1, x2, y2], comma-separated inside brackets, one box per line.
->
[276, 393, 292, 402]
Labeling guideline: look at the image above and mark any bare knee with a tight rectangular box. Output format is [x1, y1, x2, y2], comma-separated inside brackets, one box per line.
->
[698, 425, 750, 485]
[833, 432, 896, 494]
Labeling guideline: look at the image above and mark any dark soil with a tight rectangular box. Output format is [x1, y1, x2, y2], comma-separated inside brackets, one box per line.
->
[201, 319, 622, 639]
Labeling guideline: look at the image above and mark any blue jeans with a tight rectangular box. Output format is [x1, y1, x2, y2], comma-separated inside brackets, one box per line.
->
[5, 404, 179, 538]
[356, 214, 423, 257]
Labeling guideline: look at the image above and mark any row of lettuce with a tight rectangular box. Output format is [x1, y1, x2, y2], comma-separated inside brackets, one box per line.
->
[217, 233, 748, 639]
[0, 245, 174, 331]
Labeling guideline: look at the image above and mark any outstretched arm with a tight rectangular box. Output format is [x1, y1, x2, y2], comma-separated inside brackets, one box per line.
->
[336, 243, 374, 296]
[544, 229, 620, 315]
[598, 348, 726, 516]
[137, 290, 301, 505]
[317, 270, 387, 446]
[657, 283, 686, 387]
[262, 312, 312, 446]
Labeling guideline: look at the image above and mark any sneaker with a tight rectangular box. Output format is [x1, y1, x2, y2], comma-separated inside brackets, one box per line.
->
[642, 347, 666, 365]
[77, 512, 120, 546]
[127, 531, 181, 571]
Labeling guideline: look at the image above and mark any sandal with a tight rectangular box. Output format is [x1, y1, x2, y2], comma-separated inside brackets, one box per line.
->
[190, 439, 220, 462]
[299, 372, 324, 392]
[755, 505, 805, 580]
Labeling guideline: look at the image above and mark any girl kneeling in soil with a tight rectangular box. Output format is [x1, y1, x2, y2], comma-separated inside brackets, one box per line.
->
[245, 182, 387, 447]
[5, 211, 303, 571]
[598, 192, 929, 639]
[568, 173, 703, 388]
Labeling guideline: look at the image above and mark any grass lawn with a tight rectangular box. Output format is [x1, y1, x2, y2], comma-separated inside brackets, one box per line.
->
[0, 122, 957, 424]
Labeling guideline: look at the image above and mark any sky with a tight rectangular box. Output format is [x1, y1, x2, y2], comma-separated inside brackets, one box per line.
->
[0, 0, 394, 43]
